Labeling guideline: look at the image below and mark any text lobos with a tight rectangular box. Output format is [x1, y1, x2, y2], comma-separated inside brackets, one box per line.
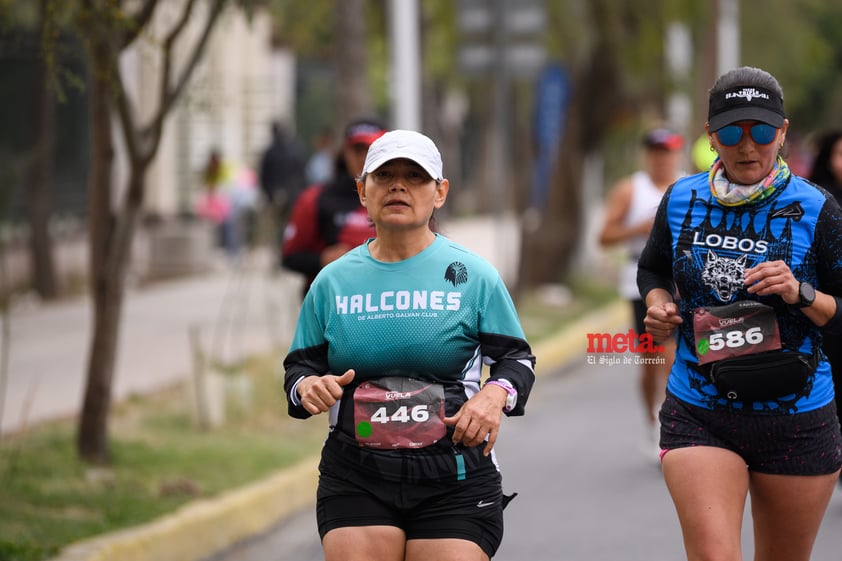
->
[692, 232, 768, 254]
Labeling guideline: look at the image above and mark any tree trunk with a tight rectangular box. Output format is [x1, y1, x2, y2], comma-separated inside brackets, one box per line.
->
[76, 0, 227, 463]
[77, 173, 141, 463]
[26, 0, 58, 300]
[77, 44, 146, 463]
[334, 0, 370, 123]
[518, 14, 629, 288]
[77, 39, 115, 463]
[518, 88, 586, 288]
[78, 251, 122, 463]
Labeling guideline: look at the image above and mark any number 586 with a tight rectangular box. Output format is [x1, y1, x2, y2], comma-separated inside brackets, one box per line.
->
[708, 327, 763, 350]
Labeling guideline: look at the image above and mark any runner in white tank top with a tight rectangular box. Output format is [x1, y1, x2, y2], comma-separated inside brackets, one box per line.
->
[598, 126, 684, 461]
[618, 170, 671, 299]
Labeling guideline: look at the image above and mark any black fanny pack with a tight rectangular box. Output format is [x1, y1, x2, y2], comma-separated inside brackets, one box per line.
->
[697, 349, 818, 402]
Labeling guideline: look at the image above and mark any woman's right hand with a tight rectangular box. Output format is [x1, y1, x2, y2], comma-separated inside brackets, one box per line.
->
[297, 370, 355, 415]
[643, 300, 683, 342]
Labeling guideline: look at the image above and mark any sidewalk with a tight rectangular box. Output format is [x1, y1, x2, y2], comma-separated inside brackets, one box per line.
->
[1, 252, 301, 437]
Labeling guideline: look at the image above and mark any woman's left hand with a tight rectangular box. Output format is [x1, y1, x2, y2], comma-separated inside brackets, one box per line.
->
[744, 260, 800, 305]
[444, 386, 507, 457]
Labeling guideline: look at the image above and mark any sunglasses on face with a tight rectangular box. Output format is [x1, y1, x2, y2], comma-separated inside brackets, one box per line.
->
[715, 123, 779, 147]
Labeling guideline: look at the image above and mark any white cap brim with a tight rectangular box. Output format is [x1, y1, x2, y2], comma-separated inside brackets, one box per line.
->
[362, 130, 443, 181]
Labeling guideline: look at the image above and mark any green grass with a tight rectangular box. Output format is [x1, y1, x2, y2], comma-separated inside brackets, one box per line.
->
[518, 275, 619, 344]
[0, 281, 618, 561]
[0, 353, 327, 561]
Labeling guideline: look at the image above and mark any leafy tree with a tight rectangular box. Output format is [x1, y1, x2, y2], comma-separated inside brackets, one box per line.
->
[739, 0, 842, 134]
[517, 0, 679, 288]
[517, 0, 842, 288]
[268, 0, 377, 136]
[72, 0, 234, 464]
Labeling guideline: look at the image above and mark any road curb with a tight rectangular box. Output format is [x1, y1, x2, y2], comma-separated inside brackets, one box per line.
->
[531, 299, 630, 376]
[50, 299, 630, 561]
[51, 459, 319, 561]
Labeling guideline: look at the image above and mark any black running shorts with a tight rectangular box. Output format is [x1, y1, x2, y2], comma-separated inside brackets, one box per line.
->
[316, 457, 506, 558]
[659, 392, 842, 475]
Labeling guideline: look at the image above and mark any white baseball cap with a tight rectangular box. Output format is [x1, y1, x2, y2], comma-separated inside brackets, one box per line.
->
[362, 130, 443, 181]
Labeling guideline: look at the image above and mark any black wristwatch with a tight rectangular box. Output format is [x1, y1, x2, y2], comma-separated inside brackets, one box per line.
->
[798, 282, 816, 308]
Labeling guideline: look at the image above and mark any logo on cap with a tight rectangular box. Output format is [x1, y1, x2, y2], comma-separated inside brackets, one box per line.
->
[725, 88, 769, 103]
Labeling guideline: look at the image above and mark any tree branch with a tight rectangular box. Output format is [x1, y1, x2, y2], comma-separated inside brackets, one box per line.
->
[140, 0, 227, 165]
[74, 0, 143, 179]
[112, 58, 141, 166]
[120, 0, 160, 49]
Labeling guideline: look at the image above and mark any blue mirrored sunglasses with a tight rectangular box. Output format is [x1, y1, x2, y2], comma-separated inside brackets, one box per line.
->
[715, 123, 779, 147]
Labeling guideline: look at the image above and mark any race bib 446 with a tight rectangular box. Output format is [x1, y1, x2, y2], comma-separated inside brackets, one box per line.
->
[353, 377, 446, 449]
[693, 301, 781, 365]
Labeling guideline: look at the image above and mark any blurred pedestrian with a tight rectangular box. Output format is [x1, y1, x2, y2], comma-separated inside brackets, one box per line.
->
[306, 126, 335, 185]
[808, 128, 842, 465]
[283, 129, 536, 561]
[281, 116, 387, 297]
[258, 121, 307, 255]
[196, 148, 235, 253]
[639, 66, 842, 561]
[599, 126, 683, 459]
[808, 129, 842, 202]
[196, 150, 260, 261]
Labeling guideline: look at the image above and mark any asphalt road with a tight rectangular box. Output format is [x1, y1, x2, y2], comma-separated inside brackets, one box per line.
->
[204, 357, 842, 561]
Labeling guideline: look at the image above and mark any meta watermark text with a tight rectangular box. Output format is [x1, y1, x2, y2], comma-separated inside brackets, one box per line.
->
[585, 329, 667, 366]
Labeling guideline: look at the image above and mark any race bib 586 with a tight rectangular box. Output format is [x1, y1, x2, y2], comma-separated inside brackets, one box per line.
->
[693, 301, 781, 365]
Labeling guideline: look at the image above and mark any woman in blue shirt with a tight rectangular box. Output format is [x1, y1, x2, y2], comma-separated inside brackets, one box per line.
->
[638, 66, 842, 561]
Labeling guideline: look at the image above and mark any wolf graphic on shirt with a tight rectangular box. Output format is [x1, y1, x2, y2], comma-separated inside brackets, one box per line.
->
[701, 250, 747, 303]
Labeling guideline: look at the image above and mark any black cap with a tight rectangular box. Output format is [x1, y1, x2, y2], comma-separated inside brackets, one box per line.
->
[343, 116, 388, 145]
[708, 86, 785, 132]
[642, 127, 684, 150]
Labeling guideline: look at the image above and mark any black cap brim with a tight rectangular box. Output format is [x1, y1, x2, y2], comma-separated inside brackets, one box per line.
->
[709, 107, 785, 131]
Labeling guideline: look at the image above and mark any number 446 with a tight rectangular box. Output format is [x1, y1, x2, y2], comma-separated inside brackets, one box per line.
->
[371, 405, 430, 424]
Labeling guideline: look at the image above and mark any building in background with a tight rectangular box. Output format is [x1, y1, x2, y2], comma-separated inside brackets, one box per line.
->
[0, 4, 294, 287]
[122, 4, 294, 219]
